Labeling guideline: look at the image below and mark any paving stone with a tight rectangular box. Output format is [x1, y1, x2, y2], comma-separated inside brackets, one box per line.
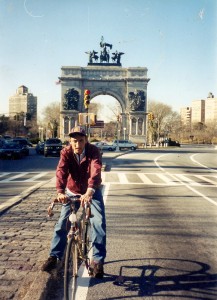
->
[0, 291, 15, 300]
[0, 181, 58, 299]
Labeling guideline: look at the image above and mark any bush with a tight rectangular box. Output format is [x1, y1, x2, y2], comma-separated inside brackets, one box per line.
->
[29, 138, 40, 144]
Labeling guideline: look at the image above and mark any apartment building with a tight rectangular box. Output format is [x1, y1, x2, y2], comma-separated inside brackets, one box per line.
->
[205, 92, 217, 124]
[180, 106, 191, 127]
[191, 99, 205, 124]
[9, 85, 37, 122]
[181, 93, 217, 126]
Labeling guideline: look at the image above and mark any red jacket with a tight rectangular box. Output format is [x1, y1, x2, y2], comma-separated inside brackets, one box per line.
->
[56, 143, 102, 194]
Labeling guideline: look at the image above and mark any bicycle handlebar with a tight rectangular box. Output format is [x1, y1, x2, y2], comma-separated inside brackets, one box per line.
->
[47, 195, 92, 218]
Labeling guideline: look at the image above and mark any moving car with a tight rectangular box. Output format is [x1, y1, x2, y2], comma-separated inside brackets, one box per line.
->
[12, 138, 30, 156]
[44, 138, 63, 157]
[0, 142, 24, 159]
[112, 140, 138, 150]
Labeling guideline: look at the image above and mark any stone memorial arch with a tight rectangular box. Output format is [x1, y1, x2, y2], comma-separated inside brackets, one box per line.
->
[58, 37, 150, 142]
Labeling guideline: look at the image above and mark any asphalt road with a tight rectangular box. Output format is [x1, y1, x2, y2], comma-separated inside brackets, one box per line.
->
[81, 145, 217, 300]
[0, 148, 58, 211]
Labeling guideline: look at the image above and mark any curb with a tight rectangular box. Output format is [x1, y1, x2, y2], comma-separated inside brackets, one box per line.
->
[22, 272, 52, 300]
[0, 178, 55, 216]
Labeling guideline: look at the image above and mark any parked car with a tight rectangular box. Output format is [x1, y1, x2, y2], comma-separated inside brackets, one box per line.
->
[168, 140, 180, 147]
[112, 140, 138, 150]
[162, 139, 180, 147]
[0, 142, 24, 159]
[44, 138, 63, 157]
[94, 142, 116, 151]
[12, 138, 30, 156]
[3, 135, 12, 140]
[0, 138, 5, 147]
[35, 142, 45, 154]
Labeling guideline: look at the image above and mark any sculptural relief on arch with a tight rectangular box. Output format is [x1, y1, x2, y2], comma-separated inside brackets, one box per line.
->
[58, 37, 150, 143]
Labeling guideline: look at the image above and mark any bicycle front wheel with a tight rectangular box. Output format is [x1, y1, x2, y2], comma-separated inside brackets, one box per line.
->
[83, 218, 92, 265]
[64, 237, 78, 300]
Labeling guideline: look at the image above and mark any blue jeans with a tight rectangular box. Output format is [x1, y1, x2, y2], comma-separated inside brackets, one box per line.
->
[49, 188, 106, 263]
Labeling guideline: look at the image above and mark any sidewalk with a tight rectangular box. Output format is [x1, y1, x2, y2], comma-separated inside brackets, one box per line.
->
[0, 150, 126, 300]
[0, 177, 59, 300]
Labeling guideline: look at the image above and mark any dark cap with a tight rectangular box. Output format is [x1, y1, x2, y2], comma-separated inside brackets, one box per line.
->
[69, 126, 87, 137]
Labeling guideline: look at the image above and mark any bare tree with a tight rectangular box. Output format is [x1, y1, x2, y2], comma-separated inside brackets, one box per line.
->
[88, 102, 101, 117]
[41, 102, 60, 138]
[148, 100, 173, 142]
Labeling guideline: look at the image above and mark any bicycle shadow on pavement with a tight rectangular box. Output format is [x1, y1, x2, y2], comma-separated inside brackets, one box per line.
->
[89, 257, 217, 299]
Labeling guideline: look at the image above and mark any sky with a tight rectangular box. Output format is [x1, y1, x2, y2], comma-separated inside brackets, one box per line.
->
[0, 0, 216, 119]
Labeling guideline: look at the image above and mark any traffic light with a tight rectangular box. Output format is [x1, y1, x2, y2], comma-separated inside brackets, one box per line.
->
[84, 89, 90, 109]
[148, 113, 154, 120]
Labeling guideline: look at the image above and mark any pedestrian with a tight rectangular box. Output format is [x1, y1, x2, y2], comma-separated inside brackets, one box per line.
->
[41, 126, 106, 278]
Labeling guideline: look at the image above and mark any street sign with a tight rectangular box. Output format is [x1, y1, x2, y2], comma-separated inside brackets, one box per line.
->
[78, 113, 96, 125]
[90, 120, 104, 128]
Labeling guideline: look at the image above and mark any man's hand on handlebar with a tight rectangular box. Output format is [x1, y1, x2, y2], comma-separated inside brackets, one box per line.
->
[80, 189, 94, 207]
[57, 193, 68, 204]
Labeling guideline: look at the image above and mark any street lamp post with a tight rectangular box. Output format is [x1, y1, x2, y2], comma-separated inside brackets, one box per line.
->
[39, 127, 44, 141]
[123, 127, 126, 140]
[116, 129, 120, 152]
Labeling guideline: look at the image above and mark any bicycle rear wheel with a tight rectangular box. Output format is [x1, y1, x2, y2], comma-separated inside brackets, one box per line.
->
[64, 237, 78, 300]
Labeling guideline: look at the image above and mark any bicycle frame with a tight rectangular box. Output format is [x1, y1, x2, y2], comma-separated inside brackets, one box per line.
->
[47, 196, 92, 264]
[47, 196, 92, 300]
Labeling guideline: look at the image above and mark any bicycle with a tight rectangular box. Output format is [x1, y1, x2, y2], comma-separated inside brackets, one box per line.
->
[47, 196, 93, 300]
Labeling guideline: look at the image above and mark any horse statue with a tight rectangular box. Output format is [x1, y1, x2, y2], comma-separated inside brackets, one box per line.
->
[100, 49, 110, 63]
[100, 41, 113, 50]
[85, 50, 99, 63]
[99, 36, 112, 63]
[112, 51, 125, 64]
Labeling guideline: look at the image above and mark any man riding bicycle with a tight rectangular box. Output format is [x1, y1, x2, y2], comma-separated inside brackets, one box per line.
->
[41, 126, 106, 278]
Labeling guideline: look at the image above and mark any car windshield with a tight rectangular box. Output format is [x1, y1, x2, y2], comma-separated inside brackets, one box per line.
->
[45, 139, 62, 144]
[13, 139, 28, 145]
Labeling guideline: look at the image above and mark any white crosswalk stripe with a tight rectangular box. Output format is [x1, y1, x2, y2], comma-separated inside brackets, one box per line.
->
[24, 172, 49, 182]
[175, 174, 200, 186]
[194, 174, 217, 185]
[156, 173, 177, 185]
[102, 172, 217, 186]
[137, 173, 153, 184]
[1, 173, 28, 182]
[1, 171, 217, 186]
[0, 172, 52, 182]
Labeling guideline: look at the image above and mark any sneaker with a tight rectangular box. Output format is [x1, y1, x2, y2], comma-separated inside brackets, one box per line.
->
[41, 256, 57, 272]
[89, 261, 104, 278]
